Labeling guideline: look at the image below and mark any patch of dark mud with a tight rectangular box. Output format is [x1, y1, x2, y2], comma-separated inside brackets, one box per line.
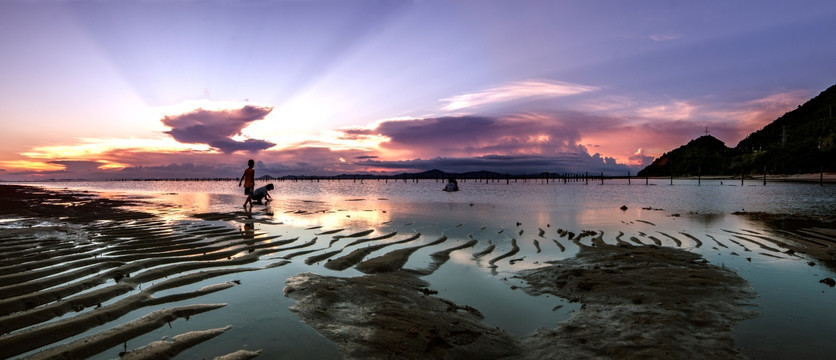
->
[285, 244, 758, 359]
[284, 272, 520, 359]
[517, 244, 757, 360]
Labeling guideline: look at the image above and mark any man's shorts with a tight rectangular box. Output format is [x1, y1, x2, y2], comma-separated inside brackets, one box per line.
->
[244, 187, 253, 195]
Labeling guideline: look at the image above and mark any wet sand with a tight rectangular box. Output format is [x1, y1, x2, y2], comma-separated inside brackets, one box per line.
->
[1, 184, 834, 359]
[285, 244, 757, 359]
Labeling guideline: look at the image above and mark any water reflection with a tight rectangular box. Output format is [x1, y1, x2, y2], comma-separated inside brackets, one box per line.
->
[23, 180, 836, 359]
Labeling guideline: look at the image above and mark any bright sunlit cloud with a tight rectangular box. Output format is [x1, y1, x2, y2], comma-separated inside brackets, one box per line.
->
[634, 101, 695, 120]
[439, 80, 599, 111]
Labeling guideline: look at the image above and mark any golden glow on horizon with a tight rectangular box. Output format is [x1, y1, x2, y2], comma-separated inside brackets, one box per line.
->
[97, 160, 129, 170]
[22, 138, 212, 159]
[4, 138, 213, 172]
[0, 160, 66, 172]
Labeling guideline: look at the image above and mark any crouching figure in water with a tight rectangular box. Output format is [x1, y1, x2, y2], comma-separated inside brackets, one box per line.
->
[252, 183, 274, 204]
[443, 178, 459, 192]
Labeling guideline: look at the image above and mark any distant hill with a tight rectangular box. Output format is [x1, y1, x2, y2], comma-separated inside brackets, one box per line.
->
[637, 135, 734, 177]
[639, 84, 836, 176]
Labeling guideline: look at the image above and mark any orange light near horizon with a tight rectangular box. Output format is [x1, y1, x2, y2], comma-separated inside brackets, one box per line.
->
[0, 160, 66, 172]
[3, 137, 215, 173]
[97, 160, 129, 170]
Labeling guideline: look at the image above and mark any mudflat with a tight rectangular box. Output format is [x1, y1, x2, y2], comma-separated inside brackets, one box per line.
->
[285, 243, 757, 359]
[1, 184, 834, 359]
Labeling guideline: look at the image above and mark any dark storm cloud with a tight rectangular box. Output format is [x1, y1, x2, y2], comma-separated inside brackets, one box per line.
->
[208, 138, 277, 153]
[161, 105, 276, 153]
[48, 161, 106, 172]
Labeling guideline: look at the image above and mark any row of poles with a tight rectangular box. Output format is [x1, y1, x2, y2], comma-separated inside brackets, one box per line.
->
[103, 168, 826, 186]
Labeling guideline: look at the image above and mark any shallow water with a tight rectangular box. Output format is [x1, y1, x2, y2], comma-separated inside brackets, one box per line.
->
[6, 179, 836, 359]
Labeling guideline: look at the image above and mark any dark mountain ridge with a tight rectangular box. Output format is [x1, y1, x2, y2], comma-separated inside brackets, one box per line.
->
[639, 84, 836, 176]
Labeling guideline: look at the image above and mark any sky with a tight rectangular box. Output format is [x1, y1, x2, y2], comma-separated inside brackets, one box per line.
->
[1, 0, 835, 180]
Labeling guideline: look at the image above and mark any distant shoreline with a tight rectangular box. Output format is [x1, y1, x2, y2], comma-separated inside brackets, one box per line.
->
[2, 172, 834, 183]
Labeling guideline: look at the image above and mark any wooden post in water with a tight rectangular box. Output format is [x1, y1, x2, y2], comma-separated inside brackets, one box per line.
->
[645, 175, 648, 185]
[698, 166, 701, 186]
[585, 171, 589, 185]
[740, 172, 744, 186]
[600, 172, 604, 185]
[763, 166, 767, 186]
[628, 171, 631, 185]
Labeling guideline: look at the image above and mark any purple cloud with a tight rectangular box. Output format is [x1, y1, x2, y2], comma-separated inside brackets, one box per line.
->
[48, 161, 106, 173]
[344, 114, 597, 158]
[161, 105, 276, 153]
[208, 138, 277, 153]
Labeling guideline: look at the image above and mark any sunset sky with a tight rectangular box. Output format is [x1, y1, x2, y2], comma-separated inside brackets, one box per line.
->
[1, 0, 835, 180]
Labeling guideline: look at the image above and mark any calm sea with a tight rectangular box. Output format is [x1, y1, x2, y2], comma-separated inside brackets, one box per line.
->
[15, 179, 836, 359]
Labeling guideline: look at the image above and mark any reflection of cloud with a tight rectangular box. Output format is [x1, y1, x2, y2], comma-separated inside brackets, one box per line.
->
[440, 80, 598, 111]
[162, 105, 276, 153]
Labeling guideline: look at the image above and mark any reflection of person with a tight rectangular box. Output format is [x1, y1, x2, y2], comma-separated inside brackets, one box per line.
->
[252, 184, 274, 204]
[242, 222, 255, 244]
[443, 178, 459, 192]
[239, 159, 255, 212]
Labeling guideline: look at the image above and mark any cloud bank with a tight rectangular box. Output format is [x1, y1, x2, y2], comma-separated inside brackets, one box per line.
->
[340, 113, 630, 174]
